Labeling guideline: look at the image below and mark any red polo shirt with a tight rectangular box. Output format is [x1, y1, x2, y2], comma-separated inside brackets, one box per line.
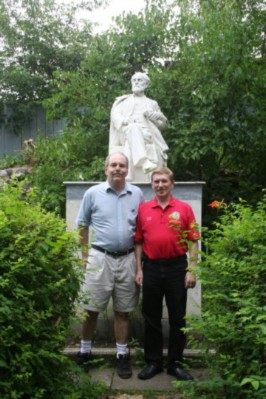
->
[135, 196, 200, 259]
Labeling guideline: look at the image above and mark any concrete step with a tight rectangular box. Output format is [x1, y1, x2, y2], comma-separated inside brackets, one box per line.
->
[64, 345, 204, 358]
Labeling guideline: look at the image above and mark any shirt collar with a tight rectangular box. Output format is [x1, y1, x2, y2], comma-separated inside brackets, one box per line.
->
[104, 181, 132, 195]
[151, 195, 175, 208]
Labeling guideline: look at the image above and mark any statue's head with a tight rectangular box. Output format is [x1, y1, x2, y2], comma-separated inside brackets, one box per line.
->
[131, 72, 150, 94]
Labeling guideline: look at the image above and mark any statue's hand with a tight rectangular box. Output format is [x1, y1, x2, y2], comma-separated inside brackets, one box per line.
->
[144, 110, 161, 122]
[143, 131, 152, 143]
[144, 109, 167, 129]
[122, 117, 130, 126]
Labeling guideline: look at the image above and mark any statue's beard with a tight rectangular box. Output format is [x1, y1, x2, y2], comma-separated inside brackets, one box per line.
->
[132, 85, 145, 94]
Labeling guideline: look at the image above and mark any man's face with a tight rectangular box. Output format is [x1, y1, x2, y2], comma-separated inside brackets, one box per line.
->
[105, 154, 128, 185]
[152, 173, 174, 200]
[131, 75, 148, 94]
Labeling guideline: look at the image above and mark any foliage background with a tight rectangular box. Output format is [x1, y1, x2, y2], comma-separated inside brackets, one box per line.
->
[179, 196, 266, 399]
[0, 183, 106, 398]
[1, 0, 265, 218]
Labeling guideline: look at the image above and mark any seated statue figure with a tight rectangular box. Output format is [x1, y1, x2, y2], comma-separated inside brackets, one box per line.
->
[109, 72, 169, 181]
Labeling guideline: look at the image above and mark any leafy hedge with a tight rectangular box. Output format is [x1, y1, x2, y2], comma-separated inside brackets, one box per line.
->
[30, 131, 105, 217]
[180, 195, 266, 399]
[0, 183, 104, 398]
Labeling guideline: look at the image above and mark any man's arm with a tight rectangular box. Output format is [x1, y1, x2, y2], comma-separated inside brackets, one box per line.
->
[135, 242, 143, 286]
[79, 226, 89, 272]
[185, 240, 198, 289]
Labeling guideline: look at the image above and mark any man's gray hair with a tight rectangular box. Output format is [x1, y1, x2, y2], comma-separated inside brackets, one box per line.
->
[105, 152, 129, 168]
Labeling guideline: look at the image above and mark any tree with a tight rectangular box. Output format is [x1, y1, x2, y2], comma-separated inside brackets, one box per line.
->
[43, 0, 266, 211]
[0, 0, 105, 131]
[7, 0, 264, 216]
[33, 0, 173, 217]
[162, 0, 266, 205]
[42, 0, 173, 174]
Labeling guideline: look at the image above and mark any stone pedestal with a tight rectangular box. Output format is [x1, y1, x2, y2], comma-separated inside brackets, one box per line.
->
[64, 181, 204, 343]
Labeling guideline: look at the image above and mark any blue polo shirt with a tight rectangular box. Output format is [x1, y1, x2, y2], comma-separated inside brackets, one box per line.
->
[76, 181, 144, 251]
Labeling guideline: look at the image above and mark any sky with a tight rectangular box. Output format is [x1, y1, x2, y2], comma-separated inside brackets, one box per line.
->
[60, 0, 146, 32]
[90, 0, 145, 29]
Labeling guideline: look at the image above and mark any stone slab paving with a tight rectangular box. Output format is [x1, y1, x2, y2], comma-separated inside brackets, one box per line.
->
[90, 367, 176, 391]
[108, 395, 144, 399]
[89, 366, 208, 396]
[65, 346, 208, 398]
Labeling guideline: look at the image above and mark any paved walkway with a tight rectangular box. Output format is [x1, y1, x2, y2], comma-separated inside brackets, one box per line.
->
[89, 365, 207, 393]
[64, 346, 208, 396]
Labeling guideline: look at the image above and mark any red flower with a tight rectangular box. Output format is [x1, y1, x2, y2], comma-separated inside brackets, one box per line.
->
[208, 200, 227, 209]
[208, 200, 220, 208]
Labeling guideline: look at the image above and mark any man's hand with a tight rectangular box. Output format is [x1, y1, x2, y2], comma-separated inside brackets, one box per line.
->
[135, 269, 143, 286]
[185, 271, 196, 289]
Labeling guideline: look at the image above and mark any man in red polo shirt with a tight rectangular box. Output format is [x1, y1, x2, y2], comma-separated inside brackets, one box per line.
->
[135, 167, 200, 381]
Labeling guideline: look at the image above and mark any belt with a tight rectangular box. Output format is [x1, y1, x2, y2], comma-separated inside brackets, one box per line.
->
[143, 253, 187, 265]
[91, 244, 134, 258]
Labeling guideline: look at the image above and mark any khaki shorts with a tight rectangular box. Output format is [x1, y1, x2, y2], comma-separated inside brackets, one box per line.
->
[81, 248, 140, 312]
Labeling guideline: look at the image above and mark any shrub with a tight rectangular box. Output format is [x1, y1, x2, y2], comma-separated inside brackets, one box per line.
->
[0, 183, 105, 398]
[0, 153, 25, 169]
[178, 195, 266, 399]
[30, 130, 105, 216]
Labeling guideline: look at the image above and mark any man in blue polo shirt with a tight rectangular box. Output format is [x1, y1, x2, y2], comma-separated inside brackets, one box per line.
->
[76, 152, 144, 378]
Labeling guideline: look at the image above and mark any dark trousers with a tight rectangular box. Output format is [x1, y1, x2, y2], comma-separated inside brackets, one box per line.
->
[142, 256, 187, 368]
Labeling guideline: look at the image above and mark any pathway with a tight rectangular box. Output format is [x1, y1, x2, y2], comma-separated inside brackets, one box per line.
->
[64, 346, 208, 398]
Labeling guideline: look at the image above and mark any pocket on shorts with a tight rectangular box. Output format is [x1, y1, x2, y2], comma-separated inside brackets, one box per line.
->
[86, 248, 105, 274]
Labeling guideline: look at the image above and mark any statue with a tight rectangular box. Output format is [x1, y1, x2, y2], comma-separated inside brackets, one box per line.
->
[109, 72, 169, 181]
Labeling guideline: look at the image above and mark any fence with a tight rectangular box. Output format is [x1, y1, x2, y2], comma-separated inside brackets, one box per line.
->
[0, 106, 66, 156]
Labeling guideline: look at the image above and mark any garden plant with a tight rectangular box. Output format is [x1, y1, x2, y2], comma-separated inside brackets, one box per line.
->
[177, 195, 266, 399]
[0, 182, 106, 399]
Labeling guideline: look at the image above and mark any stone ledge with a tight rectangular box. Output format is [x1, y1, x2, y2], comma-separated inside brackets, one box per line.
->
[63, 345, 207, 358]
[0, 166, 32, 183]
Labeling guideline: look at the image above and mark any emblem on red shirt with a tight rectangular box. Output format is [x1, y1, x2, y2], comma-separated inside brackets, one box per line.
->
[169, 211, 180, 220]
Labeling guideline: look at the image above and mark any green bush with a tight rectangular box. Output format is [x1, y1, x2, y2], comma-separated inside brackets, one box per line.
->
[0, 183, 105, 398]
[0, 153, 25, 169]
[30, 130, 105, 216]
[179, 195, 266, 399]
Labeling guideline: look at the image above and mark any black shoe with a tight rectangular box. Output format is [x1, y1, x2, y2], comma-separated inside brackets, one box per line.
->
[138, 364, 163, 380]
[117, 354, 132, 379]
[75, 351, 92, 372]
[167, 366, 194, 380]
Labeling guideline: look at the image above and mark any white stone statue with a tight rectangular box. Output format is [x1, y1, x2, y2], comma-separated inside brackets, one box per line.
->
[109, 72, 169, 181]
